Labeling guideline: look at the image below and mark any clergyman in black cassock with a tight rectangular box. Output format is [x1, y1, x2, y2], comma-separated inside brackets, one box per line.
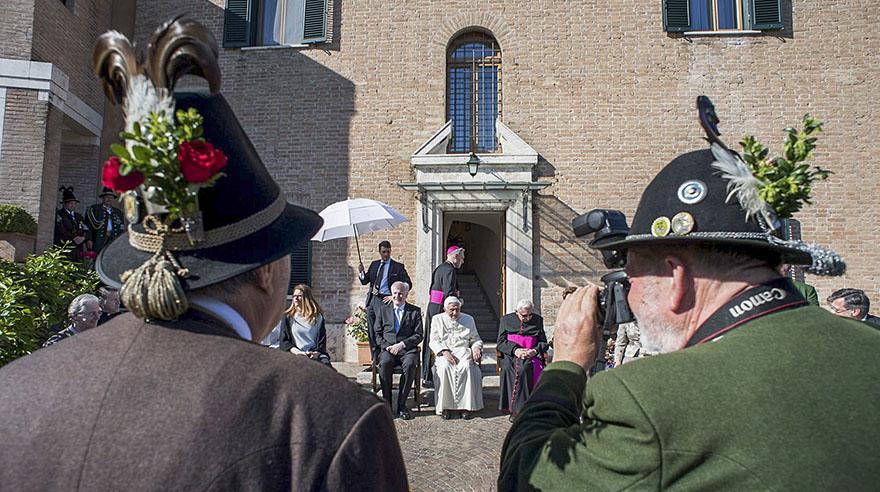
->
[421, 246, 463, 383]
[497, 308, 548, 416]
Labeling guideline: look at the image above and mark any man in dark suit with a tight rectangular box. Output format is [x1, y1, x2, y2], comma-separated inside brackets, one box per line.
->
[374, 281, 423, 420]
[827, 288, 880, 328]
[358, 240, 411, 360]
[0, 18, 406, 491]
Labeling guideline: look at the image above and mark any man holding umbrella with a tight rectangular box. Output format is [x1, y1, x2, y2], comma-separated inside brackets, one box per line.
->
[358, 240, 411, 361]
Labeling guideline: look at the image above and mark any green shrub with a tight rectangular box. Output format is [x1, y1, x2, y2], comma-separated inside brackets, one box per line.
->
[0, 245, 99, 367]
[0, 204, 38, 235]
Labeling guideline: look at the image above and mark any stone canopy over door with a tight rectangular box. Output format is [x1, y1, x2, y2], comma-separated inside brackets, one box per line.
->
[400, 119, 548, 314]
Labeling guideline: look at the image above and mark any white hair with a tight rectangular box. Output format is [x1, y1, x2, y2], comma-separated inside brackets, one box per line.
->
[68, 294, 100, 318]
[516, 299, 534, 311]
[391, 281, 410, 293]
[444, 296, 462, 308]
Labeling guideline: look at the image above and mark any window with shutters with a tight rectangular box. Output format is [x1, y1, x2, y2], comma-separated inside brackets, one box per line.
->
[446, 32, 502, 154]
[289, 241, 312, 294]
[223, 0, 327, 48]
[663, 0, 783, 33]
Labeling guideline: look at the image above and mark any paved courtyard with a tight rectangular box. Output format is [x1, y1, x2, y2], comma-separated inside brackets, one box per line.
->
[338, 363, 511, 491]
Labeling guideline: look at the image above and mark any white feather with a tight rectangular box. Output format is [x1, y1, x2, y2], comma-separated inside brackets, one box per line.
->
[710, 143, 771, 223]
[123, 75, 174, 132]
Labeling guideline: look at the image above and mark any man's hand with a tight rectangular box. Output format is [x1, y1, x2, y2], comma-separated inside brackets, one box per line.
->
[472, 347, 482, 363]
[387, 342, 405, 355]
[306, 351, 320, 359]
[552, 284, 602, 371]
[444, 351, 459, 365]
[73, 236, 85, 245]
[358, 262, 365, 274]
[382, 296, 393, 304]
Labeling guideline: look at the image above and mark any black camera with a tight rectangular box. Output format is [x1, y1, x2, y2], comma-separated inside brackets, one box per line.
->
[571, 209, 636, 372]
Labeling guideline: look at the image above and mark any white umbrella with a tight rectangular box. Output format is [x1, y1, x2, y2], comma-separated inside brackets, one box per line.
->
[311, 198, 408, 266]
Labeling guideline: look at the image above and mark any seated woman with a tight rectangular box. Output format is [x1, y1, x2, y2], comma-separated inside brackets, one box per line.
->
[429, 296, 483, 419]
[278, 284, 331, 366]
[497, 299, 548, 419]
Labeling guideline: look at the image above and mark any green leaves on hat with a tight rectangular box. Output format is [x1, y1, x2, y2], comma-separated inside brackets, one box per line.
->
[739, 115, 832, 219]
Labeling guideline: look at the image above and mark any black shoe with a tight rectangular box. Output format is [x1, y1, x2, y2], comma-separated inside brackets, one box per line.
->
[421, 379, 433, 388]
[461, 411, 474, 420]
[441, 410, 452, 420]
[508, 414, 515, 423]
[398, 409, 414, 420]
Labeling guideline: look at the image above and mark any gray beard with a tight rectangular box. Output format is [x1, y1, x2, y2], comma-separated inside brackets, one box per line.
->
[632, 287, 688, 354]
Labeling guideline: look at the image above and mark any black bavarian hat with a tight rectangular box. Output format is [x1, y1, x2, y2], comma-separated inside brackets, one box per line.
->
[59, 186, 79, 203]
[98, 186, 118, 198]
[591, 96, 844, 276]
[590, 148, 812, 264]
[93, 18, 323, 292]
[96, 91, 323, 290]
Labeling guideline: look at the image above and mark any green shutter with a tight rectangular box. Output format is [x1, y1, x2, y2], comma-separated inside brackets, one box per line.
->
[289, 241, 312, 292]
[223, 0, 255, 48]
[750, 0, 783, 30]
[663, 0, 691, 32]
[302, 0, 327, 43]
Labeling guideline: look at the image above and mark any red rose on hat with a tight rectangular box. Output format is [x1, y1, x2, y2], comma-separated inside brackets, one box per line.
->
[102, 156, 144, 192]
[178, 140, 228, 183]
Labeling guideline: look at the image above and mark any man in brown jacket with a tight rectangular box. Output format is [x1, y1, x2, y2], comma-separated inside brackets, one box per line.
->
[0, 18, 407, 491]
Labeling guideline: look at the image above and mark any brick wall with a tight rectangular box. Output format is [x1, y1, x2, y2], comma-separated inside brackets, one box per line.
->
[128, 0, 879, 328]
[57, 141, 101, 213]
[31, 0, 111, 113]
[0, 89, 54, 247]
[0, 0, 35, 60]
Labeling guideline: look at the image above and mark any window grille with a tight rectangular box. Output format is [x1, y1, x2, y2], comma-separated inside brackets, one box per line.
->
[447, 33, 502, 153]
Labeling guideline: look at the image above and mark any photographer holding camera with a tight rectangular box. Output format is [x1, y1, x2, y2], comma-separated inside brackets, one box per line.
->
[499, 98, 880, 490]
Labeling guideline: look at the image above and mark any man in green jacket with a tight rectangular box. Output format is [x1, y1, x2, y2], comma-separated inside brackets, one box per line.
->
[500, 102, 880, 490]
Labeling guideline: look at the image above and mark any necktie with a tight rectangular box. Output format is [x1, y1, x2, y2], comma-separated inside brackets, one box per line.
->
[376, 262, 386, 291]
[394, 308, 400, 333]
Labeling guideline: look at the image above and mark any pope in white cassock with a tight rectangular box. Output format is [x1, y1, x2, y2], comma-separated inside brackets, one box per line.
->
[429, 296, 484, 419]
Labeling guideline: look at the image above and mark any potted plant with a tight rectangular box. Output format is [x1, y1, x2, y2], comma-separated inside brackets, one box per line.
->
[345, 305, 371, 365]
[0, 204, 37, 262]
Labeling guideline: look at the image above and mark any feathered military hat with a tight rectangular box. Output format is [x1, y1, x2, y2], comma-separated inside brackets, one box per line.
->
[591, 96, 844, 277]
[59, 186, 79, 203]
[98, 186, 118, 199]
[92, 17, 323, 320]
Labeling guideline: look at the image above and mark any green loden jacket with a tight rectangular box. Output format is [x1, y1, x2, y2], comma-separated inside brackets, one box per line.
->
[499, 306, 880, 490]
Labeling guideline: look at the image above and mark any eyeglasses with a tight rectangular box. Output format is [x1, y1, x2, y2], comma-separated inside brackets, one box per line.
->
[828, 304, 850, 314]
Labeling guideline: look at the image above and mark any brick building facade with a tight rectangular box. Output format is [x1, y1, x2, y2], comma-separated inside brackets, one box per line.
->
[2, 1, 877, 359]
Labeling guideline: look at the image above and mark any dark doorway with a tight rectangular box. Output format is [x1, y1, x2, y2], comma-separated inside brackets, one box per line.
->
[444, 211, 504, 342]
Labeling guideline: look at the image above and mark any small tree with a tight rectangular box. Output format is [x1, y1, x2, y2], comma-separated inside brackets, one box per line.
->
[0, 246, 99, 366]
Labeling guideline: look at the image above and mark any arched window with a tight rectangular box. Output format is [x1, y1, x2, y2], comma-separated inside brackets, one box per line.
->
[447, 32, 502, 153]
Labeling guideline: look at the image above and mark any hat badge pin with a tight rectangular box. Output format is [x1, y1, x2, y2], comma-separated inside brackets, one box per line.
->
[671, 212, 695, 235]
[677, 180, 707, 205]
[651, 216, 671, 237]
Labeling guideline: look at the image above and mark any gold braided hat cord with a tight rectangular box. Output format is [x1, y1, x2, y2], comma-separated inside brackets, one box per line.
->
[119, 193, 287, 320]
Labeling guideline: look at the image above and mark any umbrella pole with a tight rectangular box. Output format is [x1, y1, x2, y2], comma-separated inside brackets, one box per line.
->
[354, 226, 364, 268]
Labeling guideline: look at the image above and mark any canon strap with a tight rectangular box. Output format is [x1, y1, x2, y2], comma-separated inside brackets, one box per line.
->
[685, 277, 807, 347]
